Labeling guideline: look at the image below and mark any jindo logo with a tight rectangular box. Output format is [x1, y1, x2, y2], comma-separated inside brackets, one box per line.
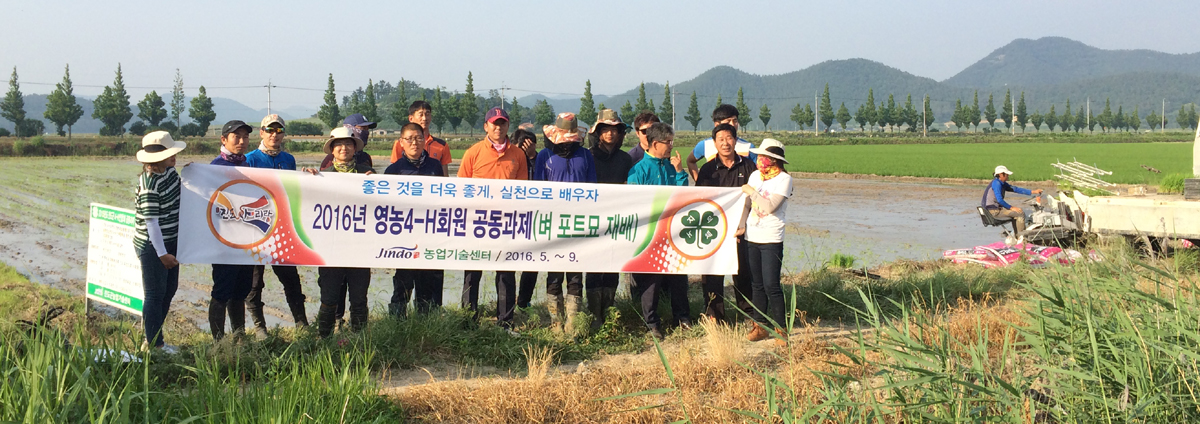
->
[667, 199, 727, 260]
[207, 180, 278, 249]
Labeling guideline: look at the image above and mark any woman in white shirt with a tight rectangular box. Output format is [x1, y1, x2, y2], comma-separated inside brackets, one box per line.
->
[740, 139, 792, 345]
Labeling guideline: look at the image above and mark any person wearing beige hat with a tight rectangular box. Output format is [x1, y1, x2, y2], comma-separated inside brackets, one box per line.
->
[307, 127, 375, 338]
[741, 138, 792, 346]
[134, 131, 186, 352]
[584, 109, 632, 328]
[531, 112, 597, 333]
[243, 115, 310, 338]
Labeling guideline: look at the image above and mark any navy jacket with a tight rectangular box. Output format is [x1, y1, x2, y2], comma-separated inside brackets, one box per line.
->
[384, 153, 444, 176]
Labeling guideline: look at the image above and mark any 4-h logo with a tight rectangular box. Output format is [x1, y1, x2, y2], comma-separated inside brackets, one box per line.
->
[667, 199, 727, 260]
[207, 180, 278, 249]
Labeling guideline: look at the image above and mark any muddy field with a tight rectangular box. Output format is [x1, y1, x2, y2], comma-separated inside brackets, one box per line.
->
[0, 155, 1046, 331]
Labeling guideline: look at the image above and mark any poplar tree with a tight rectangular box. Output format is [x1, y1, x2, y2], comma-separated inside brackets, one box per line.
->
[92, 64, 133, 136]
[864, 89, 877, 131]
[790, 103, 807, 131]
[362, 79, 379, 123]
[984, 93, 997, 130]
[136, 91, 167, 126]
[390, 78, 409, 127]
[619, 100, 635, 124]
[818, 83, 833, 132]
[44, 64, 84, 138]
[635, 83, 649, 112]
[735, 87, 752, 128]
[835, 102, 850, 130]
[1016, 92, 1028, 132]
[578, 80, 597, 125]
[459, 72, 479, 133]
[1000, 89, 1013, 129]
[1, 67, 26, 137]
[187, 86, 215, 135]
[1045, 105, 1058, 133]
[760, 103, 773, 130]
[922, 95, 935, 131]
[431, 88, 446, 133]
[317, 74, 341, 129]
[659, 83, 673, 125]
[970, 91, 981, 132]
[684, 91, 701, 132]
[170, 69, 185, 127]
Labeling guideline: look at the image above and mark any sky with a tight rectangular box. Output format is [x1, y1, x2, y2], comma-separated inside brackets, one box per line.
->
[3, 0, 1199, 111]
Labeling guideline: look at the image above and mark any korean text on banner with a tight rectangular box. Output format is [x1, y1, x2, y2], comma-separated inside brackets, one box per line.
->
[86, 204, 144, 315]
[178, 164, 745, 274]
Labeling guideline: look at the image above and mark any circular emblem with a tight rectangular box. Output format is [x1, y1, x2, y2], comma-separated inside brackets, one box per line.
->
[207, 180, 278, 249]
[667, 199, 728, 260]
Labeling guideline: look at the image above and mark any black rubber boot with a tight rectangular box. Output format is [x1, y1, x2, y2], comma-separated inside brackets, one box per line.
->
[208, 299, 227, 341]
[246, 300, 269, 339]
[316, 303, 338, 338]
[349, 303, 369, 333]
[288, 301, 310, 327]
[226, 298, 246, 338]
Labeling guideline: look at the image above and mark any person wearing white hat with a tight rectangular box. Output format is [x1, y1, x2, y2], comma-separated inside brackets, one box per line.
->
[741, 138, 792, 346]
[133, 131, 186, 352]
[982, 165, 1043, 234]
[308, 127, 376, 338]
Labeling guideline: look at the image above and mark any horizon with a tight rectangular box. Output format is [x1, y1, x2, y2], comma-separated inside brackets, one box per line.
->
[4, 0, 1200, 111]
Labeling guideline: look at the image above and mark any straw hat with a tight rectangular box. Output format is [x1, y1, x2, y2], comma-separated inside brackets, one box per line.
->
[323, 126, 364, 155]
[136, 131, 187, 163]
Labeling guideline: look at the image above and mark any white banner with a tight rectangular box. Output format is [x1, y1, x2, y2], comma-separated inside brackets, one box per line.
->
[178, 164, 745, 274]
[86, 204, 143, 315]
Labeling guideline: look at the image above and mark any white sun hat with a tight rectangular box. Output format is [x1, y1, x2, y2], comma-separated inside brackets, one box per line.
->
[994, 165, 1013, 175]
[136, 131, 187, 163]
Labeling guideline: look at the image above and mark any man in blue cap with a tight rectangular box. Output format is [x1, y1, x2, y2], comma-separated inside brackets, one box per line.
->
[320, 113, 376, 169]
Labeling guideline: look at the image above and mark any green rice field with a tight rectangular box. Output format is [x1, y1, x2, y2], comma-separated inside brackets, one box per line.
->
[786, 142, 1191, 184]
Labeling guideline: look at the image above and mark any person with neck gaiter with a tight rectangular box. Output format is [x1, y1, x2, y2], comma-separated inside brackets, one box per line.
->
[243, 115, 310, 338]
[305, 127, 376, 338]
[457, 107, 527, 333]
[584, 109, 633, 330]
[627, 122, 691, 340]
[531, 113, 596, 334]
[320, 113, 376, 169]
[134, 131, 186, 353]
[207, 120, 256, 341]
[384, 123, 445, 317]
[741, 138, 793, 347]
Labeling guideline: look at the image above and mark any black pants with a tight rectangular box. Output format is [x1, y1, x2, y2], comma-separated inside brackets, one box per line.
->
[248, 265, 306, 312]
[211, 264, 253, 302]
[317, 267, 371, 330]
[462, 270, 516, 326]
[701, 237, 752, 322]
[546, 272, 583, 297]
[747, 242, 786, 328]
[138, 241, 178, 348]
[585, 272, 620, 290]
[516, 271, 538, 308]
[392, 269, 444, 312]
[630, 273, 691, 328]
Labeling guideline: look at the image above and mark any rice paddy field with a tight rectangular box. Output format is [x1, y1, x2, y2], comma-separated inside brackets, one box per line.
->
[789, 142, 1191, 184]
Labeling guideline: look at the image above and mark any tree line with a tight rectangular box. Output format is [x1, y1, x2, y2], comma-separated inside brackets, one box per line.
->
[1, 65, 222, 138]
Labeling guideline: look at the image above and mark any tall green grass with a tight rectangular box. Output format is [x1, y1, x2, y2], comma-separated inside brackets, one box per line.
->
[738, 245, 1200, 422]
[0, 328, 404, 422]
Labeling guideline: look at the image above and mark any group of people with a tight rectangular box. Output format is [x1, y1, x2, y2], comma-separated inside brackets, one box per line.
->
[131, 101, 797, 351]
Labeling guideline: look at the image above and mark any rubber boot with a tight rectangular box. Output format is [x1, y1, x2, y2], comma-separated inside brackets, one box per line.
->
[288, 301, 310, 327]
[564, 294, 584, 336]
[246, 300, 269, 340]
[349, 303, 369, 333]
[226, 299, 246, 340]
[602, 288, 618, 318]
[316, 303, 338, 338]
[547, 293, 565, 332]
[586, 290, 604, 330]
[388, 302, 407, 319]
[208, 299, 227, 341]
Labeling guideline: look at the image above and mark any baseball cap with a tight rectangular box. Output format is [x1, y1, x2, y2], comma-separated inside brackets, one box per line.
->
[994, 165, 1013, 175]
[343, 113, 377, 129]
[484, 107, 510, 124]
[221, 120, 253, 136]
[261, 114, 286, 128]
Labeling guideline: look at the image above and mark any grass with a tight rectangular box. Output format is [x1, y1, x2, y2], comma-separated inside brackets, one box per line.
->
[1159, 173, 1190, 194]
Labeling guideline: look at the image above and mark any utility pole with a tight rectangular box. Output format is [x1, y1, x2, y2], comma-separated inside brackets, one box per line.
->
[266, 79, 276, 115]
[922, 93, 927, 138]
[1162, 99, 1166, 132]
[1086, 97, 1090, 133]
[499, 82, 508, 110]
[1011, 92, 1017, 135]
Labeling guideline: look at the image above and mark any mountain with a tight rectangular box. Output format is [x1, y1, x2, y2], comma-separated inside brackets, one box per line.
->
[945, 37, 1200, 88]
[0, 94, 316, 135]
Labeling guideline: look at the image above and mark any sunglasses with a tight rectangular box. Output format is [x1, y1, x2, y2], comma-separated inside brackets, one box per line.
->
[261, 127, 285, 134]
[637, 127, 651, 134]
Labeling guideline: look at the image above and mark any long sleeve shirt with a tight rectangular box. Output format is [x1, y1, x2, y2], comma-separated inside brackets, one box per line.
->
[627, 155, 688, 186]
[982, 178, 1031, 209]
